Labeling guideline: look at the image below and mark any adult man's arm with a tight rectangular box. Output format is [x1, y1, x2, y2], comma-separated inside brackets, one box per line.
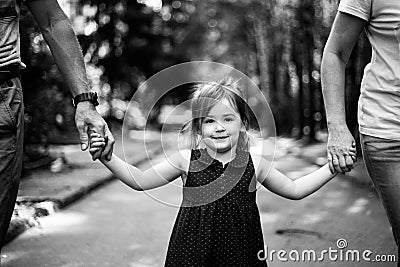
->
[24, 0, 114, 160]
[321, 12, 366, 173]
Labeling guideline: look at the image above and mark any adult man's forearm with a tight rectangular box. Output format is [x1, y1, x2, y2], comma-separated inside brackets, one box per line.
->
[39, 14, 90, 97]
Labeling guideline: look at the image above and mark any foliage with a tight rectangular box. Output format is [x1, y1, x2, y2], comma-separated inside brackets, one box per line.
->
[160, 0, 370, 142]
[19, 0, 370, 152]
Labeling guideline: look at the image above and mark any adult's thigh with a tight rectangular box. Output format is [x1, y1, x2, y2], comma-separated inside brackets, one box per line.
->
[361, 134, 400, 245]
[0, 77, 24, 248]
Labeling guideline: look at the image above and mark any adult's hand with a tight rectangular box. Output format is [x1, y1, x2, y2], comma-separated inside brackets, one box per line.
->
[327, 126, 356, 174]
[75, 101, 115, 161]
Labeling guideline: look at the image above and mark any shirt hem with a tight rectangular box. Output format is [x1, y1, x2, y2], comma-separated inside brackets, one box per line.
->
[359, 127, 400, 141]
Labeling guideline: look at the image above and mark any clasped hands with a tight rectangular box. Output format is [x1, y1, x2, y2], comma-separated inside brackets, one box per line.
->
[75, 101, 115, 161]
[327, 127, 357, 174]
[89, 132, 109, 160]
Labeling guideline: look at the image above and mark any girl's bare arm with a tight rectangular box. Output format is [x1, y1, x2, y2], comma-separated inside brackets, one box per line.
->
[100, 151, 188, 191]
[90, 134, 190, 190]
[252, 153, 342, 200]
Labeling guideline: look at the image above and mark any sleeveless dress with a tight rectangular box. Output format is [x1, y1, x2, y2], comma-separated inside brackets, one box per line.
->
[165, 148, 268, 267]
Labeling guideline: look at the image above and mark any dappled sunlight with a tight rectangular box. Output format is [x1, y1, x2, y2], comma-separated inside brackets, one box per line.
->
[297, 211, 329, 225]
[129, 257, 158, 267]
[250, 138, 277, 160]
[320, 190, 348, 208]
[128, 242, 143, 251]
[325, 190, 346, 198]
[345, 198, 369, 214]
[26, 212, 89, 236]
[323, 198, 345, 208]
[260, 212, 280, 224]
[338, 180, 351, 188]
[0, 250, 30, 266]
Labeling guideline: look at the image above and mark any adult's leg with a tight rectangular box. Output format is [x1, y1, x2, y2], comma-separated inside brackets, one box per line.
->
[0, 77, 24, 251]
[361, 134, 400, 264]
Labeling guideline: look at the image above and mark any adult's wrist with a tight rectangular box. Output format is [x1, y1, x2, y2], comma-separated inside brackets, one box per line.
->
[75, 100, 97, 111]
[72, 92, 99, 108]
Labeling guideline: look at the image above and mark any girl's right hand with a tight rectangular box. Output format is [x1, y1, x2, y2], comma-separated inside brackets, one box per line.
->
[89, 132, 106, 160]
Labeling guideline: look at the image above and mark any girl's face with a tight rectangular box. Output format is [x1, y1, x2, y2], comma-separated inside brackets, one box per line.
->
[200, 98, 243, 154]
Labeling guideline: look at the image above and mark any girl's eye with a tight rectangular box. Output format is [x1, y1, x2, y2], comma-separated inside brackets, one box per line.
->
[204, 119, 214, 124]
[225, 117, 234, 122]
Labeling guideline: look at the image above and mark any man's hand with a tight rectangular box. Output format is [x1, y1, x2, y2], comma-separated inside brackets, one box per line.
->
[327, 126, 356, 174]
[75, 101, 115, 161]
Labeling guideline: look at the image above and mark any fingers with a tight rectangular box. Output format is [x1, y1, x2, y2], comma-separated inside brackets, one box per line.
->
[101, 123, 115, 161]
[90, 132, 102, 138]
[89, 132, 105, 160]
[75, 103, 106, 157]
[85, 122, 114, 161]
[327, 130, 357, 174]
[339, 155, 349, 172]
[344, 154, 355, 169]
[342, 141, 356, 171]
[77, 123, 89, 151]
[90, 128, 104, 160]
[327, 139, 358, 174]
[333, 153, 356, 173]
[332, 154, 345, 174]
[327, 153, 335, 174]
[90, 139, 106, 148]
[349, 150, 357, 162]
[89, 147, 102, 154]
[349, 142, 357, 162]
[89, 133, 105, 146]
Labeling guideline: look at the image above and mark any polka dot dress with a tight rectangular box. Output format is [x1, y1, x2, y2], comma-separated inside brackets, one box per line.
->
[165, 149, 268, 267]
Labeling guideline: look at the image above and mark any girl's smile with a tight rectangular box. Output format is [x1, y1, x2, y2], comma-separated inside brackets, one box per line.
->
[201, 98, 244, 157]
[211, 135, 229, 140]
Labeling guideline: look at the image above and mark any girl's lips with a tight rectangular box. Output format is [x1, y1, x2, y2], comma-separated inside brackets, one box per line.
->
[212, 136, 229, 139]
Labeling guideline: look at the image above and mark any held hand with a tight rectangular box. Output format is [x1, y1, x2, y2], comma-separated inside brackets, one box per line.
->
[349, 143, 357, 163]
[100, 120, 115, 161]
[89, 133, 106, 159]
[75, 101, 115, 161]
[327, 127, 356, 174]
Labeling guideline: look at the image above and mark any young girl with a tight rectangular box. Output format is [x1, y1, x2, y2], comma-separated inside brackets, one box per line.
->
[89, 79, 356, 266]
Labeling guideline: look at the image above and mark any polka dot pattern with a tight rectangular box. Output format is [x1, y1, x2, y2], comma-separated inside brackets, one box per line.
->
[165, 149, 267, 266]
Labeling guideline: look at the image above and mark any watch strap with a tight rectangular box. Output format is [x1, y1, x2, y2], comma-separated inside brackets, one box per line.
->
[73, 92, 99, 107]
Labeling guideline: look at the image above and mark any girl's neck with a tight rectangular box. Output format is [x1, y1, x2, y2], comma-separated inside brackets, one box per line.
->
[205, 145, 238, 165]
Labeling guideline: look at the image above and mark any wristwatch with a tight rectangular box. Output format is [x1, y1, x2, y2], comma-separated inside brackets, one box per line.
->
[72, 92, 99, 107]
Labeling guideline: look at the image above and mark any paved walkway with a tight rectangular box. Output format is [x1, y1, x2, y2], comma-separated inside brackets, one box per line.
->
[4, 133, 375, 250]
[2, 138, 396, 267]
[6, 130, 163, 244]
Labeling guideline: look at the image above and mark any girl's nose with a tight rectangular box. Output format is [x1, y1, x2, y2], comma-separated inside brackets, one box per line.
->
[215, 122, 225, 131]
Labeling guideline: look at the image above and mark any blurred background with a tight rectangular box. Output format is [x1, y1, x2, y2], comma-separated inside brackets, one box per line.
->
[6, 2, 398, 266]
[20, 0, 370, 167]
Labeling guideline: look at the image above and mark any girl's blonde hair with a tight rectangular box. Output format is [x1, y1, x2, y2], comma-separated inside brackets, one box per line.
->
[180, 77, 251, 151]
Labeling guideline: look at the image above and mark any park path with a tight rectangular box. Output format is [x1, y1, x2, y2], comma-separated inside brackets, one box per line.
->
[2, 143, 397, 267]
